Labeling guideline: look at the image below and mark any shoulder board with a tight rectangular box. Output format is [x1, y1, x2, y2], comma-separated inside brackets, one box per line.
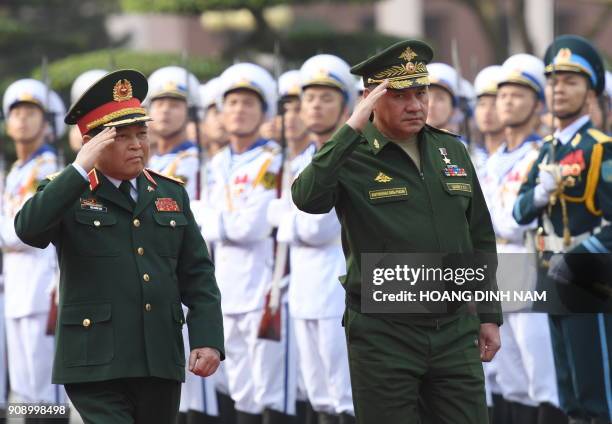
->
[426, 125, 460, 138]
[587, 128, 612, 143]
[145, 168, 186, 185]
[543, 135, 554, 143]
[45, 172, 61, 181]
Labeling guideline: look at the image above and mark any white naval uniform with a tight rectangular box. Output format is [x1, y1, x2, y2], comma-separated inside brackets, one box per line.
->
[0, 146, 64, 403]
[148, 141, 200, 200]
[267, 143, 353, 415]
[199, 139, 297, 415]
[147, 140, 219, 417]
[481, 136, 560, 408]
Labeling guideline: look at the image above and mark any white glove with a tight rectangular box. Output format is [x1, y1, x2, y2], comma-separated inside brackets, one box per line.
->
[267, 197, 292, 228]
[534, 164, 561, 208]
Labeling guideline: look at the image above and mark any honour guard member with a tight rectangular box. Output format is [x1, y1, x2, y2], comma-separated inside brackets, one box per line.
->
[1, 78, 67, 413]
[513, 35, 612, 424]
[484, 54, 566, 424]
[69, 70, 108, 153]
[15, 69, 224, 424]
[269, 65, 355, 424]
[199, 77, 228, 158]
[198, 63, 296, 424]
[473, 66, 505, 157]
[426, 62, 459, 133]
[145, 65, 218, 424]
[147, 66, 202, 200]
[299, 55, 354, 148]
[292, 39, 501, 424]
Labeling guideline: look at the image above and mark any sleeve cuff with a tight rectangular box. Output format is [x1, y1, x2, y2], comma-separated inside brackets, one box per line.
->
[71, 163, 90, 182]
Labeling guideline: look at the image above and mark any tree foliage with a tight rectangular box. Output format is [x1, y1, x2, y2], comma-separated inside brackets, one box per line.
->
[29, 49, 227, 98]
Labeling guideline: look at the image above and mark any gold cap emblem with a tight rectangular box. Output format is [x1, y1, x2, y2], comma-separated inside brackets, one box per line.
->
[113, 79, 133, 102]
[399, 47, 418, 62]
[555, 48, 572, 64]
[374, 172, 392, 183]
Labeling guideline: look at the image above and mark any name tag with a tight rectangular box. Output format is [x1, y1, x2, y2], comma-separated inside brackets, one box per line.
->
[368, 187, 408, 200]
[446, 182, 472, 193]
[80, 198, 107, 213]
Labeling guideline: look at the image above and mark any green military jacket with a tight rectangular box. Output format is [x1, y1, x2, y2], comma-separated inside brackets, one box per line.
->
[291, 122, 501, 324]
[15, 165, 224, 384]
[514, 120, 612, 254]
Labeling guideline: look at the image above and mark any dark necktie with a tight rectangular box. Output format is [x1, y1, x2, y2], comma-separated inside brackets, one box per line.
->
[119, 180, 136, 208]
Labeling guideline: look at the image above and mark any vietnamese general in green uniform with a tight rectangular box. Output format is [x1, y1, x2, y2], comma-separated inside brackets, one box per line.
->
[15, 69, 224, 424]
[291, 40, 502, 424]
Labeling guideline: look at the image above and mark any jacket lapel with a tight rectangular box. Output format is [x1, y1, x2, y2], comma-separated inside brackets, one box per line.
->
[94, 171, 134, 213]
[134, 171, 156, 217]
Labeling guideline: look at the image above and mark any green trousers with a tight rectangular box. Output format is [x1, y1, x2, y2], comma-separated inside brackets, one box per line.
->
[344, 308, 488, 424]
[65, 377, 181, 424]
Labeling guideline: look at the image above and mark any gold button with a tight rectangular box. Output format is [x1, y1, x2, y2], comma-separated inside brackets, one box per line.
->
[137, 247, 144, 255]
[133, 219, 141, 227]
[93, 220, 101, 227]
[143, 273, 150, 282]
[145, 303, 151, 312]
[82, 318, 91, 328]
[170, 220, 176, 228]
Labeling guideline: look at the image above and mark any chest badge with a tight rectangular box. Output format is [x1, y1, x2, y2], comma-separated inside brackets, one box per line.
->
[155, 198, 180, 212]
[374, 172, 393, 183]
[80, 198, 107, 213]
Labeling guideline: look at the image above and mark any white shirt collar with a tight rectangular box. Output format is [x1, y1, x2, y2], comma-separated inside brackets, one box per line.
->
[554, 115, 590, 145]
[104, 174, 138, 190]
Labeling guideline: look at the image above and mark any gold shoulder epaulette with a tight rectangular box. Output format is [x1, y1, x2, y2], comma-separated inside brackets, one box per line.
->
[45, 172, 60, 181]
[543, 135, 554, 143]
[587, 128, 612, 143]
[145, 168, 186, 185]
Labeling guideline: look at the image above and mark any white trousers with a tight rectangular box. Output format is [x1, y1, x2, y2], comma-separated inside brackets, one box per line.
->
[0, 294, 6, 406]
[495, 313, 559, 407]
[293, 318, 353, 415]
[223, 305, 297, 415]
[6, 312, 64, 403]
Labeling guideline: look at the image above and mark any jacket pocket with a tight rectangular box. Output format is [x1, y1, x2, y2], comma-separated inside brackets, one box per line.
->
[171, 303, 186, 366]
[153, 213, 188, 257]
[61, 302, 114, 367]
[73, 211, 119, 257]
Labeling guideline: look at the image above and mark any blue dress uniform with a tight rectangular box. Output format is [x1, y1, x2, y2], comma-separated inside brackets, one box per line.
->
[14, 70, 224, 424]
[513, 36, 612, 423]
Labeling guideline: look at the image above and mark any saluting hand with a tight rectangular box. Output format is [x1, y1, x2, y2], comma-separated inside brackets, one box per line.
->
[478, 323, 501, 362]
[74, 127, 116, 172]
[189, 347, 221, 377]
[346, 79, 389, 132]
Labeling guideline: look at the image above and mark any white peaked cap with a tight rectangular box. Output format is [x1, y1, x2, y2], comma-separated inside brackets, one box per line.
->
[474, 65, 503, 97]
[217, 63, 278, 120]
[278, 70, 302, 99]
[499, 53, 545, 98]
[71, 69, 108, 104]
[299, 54, 357, 110]
[146, 65, 202, 108]
[3, 78, 67, 137]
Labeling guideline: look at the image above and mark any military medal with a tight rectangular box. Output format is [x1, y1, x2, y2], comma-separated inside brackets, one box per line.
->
[439, 148, 466, 177]
[439, 148, 451, 164]
[155, 197, 180, 212]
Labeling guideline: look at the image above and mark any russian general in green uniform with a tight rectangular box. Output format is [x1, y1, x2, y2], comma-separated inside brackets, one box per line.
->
[291, 40, 501, 424]
[513, 36, 612, 423]
[15, 70, 224, 424]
